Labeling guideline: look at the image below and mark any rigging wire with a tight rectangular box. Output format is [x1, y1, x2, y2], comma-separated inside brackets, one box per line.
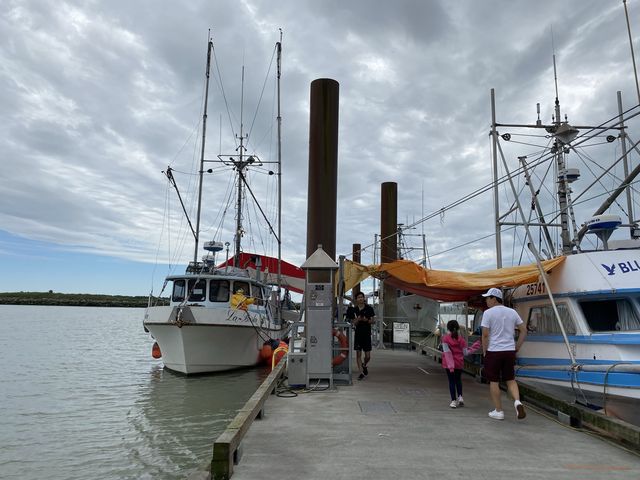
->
[246, 43, 278, 151]
[211, 45, 239, 151]
[346, 104, 640, 265]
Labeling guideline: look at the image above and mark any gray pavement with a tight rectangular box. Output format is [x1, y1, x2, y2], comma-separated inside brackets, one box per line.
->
[226, 349, 640, 480]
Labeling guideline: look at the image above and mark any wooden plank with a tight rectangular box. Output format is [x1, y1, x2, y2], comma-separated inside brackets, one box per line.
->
[211, 359, 287, 479]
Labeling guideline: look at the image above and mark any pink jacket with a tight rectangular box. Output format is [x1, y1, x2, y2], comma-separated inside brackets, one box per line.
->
[441, 334, 467, 371]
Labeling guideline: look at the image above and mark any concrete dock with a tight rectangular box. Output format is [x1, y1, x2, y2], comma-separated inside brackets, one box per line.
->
[214, 349, 640, 479]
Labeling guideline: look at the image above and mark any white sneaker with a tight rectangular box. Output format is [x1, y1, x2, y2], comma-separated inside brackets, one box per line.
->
[488, 409, 505, 420]
[515, 400, 526, 419]
[457, 396, 464, 406]
[449, 400, 458, 408]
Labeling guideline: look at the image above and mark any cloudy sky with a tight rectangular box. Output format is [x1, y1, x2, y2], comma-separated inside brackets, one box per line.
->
[2, 0, 639, 296]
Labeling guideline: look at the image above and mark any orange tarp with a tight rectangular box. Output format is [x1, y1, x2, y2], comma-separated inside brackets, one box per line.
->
[341, 257, 565, 302]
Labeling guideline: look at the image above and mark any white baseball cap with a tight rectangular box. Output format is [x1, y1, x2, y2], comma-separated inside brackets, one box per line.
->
[482, 287, 503, 299]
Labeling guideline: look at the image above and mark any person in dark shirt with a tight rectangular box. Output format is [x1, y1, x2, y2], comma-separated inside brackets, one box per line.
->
[345, 291, 375, 380]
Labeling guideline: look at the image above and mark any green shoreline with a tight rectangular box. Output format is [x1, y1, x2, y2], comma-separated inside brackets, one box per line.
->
[0, 292, 168, 308]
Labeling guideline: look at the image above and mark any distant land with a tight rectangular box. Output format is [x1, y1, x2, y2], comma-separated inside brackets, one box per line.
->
[0, 291, 168, 308]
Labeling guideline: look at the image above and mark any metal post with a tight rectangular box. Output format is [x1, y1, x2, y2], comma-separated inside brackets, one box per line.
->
[490, 89, 502, 268]
[618, 91, 635, 237]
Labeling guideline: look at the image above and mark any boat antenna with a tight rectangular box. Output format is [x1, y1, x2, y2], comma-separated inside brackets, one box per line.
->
[623, 0, 640, 105]
[276, 28, 283, 322]
[551, 25, 560, 123]
[194, 34, 214, 263]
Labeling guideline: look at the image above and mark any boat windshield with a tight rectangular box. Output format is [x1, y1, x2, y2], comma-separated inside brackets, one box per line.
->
[209, 280, 230, 302]
[578, 298, 640, 332]
[170, 278, 206, 303]
[172, 280, 187, 302]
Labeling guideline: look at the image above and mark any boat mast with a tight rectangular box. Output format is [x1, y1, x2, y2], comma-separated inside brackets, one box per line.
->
[551, 55, 573, 255]
[276, 30, 283, 319]
[194, 37, 214, 264]
[234, 66, 249, 267]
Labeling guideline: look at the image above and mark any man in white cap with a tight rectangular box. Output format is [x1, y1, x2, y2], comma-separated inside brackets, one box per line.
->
[480, 287, 527, 420]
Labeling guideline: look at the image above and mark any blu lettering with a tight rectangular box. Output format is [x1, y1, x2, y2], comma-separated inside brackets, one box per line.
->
[602, 260, 640, 275]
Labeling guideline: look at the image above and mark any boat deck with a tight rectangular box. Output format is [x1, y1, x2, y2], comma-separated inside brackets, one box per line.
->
[202, 348, 640, 479]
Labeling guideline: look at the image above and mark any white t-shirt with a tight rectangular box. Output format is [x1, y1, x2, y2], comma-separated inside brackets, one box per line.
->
[480, 304, 523, 352]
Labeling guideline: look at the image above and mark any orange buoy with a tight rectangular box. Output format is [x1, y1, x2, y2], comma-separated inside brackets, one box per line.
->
[151, 342, 162, 359]
[260, 344, 273, 364]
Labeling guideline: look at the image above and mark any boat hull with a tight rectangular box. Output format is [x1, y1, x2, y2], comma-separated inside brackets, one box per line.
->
[144, 305, 287, 374]
[508, 251, 640, 426]
[516, 365, 640, 425]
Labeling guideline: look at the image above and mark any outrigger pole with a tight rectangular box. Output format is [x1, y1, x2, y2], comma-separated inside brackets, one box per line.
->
[490, 89, 502, 268]
[194, 35, 213, 264]
[276, 29, 283, 322]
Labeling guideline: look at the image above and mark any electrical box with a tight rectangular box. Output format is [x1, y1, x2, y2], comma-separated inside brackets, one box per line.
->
[287, 352, 307, 387]
[306, 283, 333, 380]
[301, 246, 338, 389]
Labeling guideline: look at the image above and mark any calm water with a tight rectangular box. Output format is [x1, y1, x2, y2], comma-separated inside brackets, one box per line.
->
[0, 305, 270, 480]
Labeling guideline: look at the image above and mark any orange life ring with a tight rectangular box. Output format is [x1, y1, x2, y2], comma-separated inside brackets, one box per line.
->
[332, 329, 349, 366]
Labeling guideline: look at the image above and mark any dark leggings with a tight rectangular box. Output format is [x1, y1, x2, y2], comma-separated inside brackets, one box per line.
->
[446, 369, 463, 400]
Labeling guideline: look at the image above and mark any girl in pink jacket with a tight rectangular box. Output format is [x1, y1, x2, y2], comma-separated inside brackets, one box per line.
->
[441, 320, 467, 408]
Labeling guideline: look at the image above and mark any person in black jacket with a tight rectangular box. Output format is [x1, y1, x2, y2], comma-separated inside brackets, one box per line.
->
[346, 292, 375, 380]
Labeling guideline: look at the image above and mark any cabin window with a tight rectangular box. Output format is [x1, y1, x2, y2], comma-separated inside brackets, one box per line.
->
[579, 298, 640, 332]
[233, 281, 250, 296]
[527, 304, 576, 335]
[187, 279, 206, 302]
[252, 285, 264, 301]
[172, 279, 187, 302]
[209, 280, 230, 302]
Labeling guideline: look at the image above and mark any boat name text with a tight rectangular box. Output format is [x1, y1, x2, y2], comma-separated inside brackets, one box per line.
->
[600, 260, 640, 276]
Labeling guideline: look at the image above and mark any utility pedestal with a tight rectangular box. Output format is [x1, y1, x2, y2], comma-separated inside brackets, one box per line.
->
[302, 245, 338, 389]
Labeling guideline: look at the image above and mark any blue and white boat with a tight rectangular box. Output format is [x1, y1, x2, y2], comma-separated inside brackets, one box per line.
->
[482, 81, 640, 425]
[509, 248, 640, 425]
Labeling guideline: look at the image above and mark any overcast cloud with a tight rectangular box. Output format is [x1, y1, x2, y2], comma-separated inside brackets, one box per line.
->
[1, 0, 639, 295]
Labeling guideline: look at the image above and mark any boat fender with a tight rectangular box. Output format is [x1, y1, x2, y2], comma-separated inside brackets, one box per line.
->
[331, 329, 349, 366]
[151, 342, 162, 359]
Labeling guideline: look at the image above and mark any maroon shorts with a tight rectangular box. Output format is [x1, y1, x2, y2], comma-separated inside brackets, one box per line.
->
[483, 350, 516, 382]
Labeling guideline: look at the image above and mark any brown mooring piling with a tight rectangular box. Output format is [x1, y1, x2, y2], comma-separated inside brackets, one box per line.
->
[380, 182, 398, 341]
[306, 78, 339, 262]
[351, 243, 361, 297]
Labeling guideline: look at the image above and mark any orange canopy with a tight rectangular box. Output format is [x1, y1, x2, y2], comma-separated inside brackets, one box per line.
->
[341, 257, 565, 302]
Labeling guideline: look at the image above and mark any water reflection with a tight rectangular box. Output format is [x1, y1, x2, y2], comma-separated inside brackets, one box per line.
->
[0, 306, 272, 480]
[127, 365, 270, 479]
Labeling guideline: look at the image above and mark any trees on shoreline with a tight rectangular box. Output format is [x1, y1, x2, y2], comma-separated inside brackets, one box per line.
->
[0, 291, 167, 308]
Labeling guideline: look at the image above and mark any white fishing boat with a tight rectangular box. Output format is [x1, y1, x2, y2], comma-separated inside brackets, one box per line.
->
[144, 35, 302, 374]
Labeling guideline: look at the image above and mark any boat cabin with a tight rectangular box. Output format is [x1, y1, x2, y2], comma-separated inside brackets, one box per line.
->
[166, 274, 269, 308]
